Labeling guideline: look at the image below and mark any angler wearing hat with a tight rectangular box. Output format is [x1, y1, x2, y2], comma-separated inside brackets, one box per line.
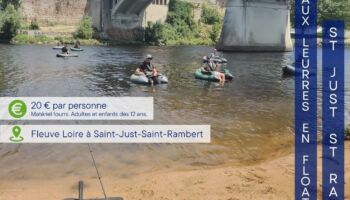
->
[135, 54, 159, 83]
[201, 55, 225, 84]
[209, 48, 218, 59]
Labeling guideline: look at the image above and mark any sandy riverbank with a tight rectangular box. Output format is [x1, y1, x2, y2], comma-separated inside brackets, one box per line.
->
[0, 142, 348, 200]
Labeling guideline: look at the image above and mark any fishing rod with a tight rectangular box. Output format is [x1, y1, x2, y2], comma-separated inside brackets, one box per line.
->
[88, 143, 108, 200]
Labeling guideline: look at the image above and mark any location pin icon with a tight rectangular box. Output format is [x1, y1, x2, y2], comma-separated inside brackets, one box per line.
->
[12, 126, 21, 138]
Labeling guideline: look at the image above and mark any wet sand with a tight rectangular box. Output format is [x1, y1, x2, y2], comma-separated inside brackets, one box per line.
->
[0, 142, 349, 200]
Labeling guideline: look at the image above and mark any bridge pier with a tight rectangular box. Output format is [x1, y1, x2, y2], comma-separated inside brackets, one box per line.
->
[216, 0, 292, 52]
[97, 0, 153, 41]
[106, 13, 145, 40]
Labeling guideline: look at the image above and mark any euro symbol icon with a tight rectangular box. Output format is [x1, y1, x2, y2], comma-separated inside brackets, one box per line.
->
[8, 100, 27, 119]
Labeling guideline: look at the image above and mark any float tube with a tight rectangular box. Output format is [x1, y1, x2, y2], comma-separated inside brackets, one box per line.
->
[70, 47, 84, 51]
[56, 53, 79, 58]
[194, 68, 233, 82]
[130, 74, 168, 85]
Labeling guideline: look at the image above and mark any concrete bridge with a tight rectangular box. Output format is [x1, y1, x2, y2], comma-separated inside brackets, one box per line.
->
[111, 0, 153, 15]
[89, 0, 154, 40]
[90, 0, 292, 51]
[216, 0, 292, 52]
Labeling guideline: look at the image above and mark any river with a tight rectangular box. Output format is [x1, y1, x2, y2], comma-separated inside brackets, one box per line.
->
[0, 44, 348, 180]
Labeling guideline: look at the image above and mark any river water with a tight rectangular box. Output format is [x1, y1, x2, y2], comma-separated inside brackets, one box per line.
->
[0, 44, 348, 180]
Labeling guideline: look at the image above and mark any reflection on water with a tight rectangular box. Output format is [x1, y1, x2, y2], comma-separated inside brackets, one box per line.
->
[0, 44, 348, 180]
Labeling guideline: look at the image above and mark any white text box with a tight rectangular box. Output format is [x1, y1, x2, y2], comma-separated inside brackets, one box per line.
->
[0, 97, 153, 120]
[0, 125, 210, 143]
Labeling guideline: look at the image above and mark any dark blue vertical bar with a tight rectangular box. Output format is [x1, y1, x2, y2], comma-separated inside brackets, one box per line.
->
[295, 0, 318, 199]
[322, 20, 345, 200]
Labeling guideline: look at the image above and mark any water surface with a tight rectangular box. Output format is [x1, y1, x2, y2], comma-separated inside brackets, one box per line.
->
[0, 44, 347, 180]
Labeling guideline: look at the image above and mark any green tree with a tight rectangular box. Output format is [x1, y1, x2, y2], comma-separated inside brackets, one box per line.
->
[144, 0, 223, 45]
[166, 0, 196, 33]
[167, 0, 193, 22]
[210, 23, 222, 42]
[290, 0, 350, 28]
[201, 4, 222, 25]
[145, 21, 164, 44]
[29, 19, 39, 30]
[1, 0, 21, 9]
[145, 21, 177, 44]
[0, 4, 21, 39]
[74, 16, 93, 39]
[318, 0, 350, 27]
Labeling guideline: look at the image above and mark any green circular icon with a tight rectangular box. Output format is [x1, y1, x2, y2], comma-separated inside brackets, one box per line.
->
[8, 100, 27, 119]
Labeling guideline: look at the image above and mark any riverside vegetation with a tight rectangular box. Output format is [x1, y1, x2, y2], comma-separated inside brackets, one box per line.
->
[290, 0, 350, 28]
[0, 0, 99, 45]
[0, 0, 21, 41]
[11, 16, 100, 45]
[10, 0, 224, 46]
[145, 0, 223, 45]
[1, 0, 350, 45]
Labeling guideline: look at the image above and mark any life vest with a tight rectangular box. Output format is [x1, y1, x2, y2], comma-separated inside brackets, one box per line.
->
[140, 62, 154, 72]
[204, 62, 215, 71]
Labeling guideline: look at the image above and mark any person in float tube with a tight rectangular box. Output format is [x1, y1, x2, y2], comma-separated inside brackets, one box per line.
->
[209, 49, 228, 72]
[74, 40, 80, 49]
[61, 44, 69, 54]
[201, 55, 225, 84]
[135, 54, 159, 84]
[57, 40, 63, 47]
[209, 48, 219, 59]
